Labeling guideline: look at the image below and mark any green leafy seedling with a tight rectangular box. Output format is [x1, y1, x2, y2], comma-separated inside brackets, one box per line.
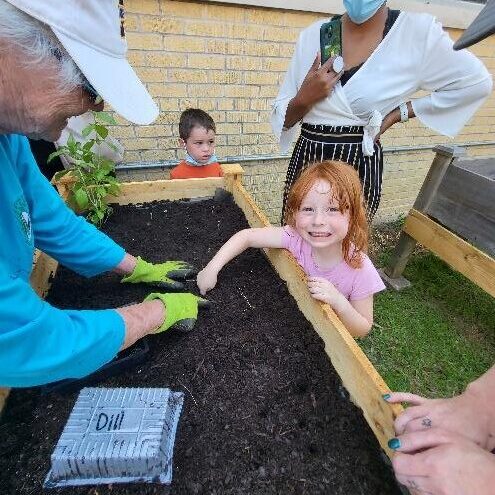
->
[49, 111, 121, 227]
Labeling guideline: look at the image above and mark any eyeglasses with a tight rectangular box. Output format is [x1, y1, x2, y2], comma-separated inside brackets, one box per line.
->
[81, 76, 102, 104]
[51, 47, 102, 104]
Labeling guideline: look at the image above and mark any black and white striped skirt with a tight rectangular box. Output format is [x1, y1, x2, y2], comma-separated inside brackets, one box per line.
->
[283, 123, 384, 223]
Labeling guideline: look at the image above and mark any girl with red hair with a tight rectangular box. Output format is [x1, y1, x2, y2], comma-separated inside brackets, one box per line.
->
[197, 160, 385, 337]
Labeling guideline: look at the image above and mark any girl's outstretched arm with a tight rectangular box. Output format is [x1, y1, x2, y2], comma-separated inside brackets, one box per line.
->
[197, 227, 285, 295]
[307, 276, 373, 337]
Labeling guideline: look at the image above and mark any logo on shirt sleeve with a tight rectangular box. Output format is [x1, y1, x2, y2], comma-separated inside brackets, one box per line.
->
[14, 196, 33, 246]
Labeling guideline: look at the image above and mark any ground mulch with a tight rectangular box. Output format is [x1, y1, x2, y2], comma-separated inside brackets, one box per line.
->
[0, 195, 401, 495]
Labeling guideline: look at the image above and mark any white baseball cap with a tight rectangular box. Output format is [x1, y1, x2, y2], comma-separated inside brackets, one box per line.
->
[454, 0, 495, 50]
[7, 0, 159, 125]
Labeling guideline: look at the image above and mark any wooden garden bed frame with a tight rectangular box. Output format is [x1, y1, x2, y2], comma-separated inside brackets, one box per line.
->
[383, 145, 495, 298]
[0, 164, 402, 459]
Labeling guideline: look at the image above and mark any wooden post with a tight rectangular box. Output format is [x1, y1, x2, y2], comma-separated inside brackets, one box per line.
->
[221, 163, 244, 192]
[383, 145, 465, 284]
[413, 145, 466, 212]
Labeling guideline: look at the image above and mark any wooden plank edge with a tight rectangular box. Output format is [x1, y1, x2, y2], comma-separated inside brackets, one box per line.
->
[230, 181, 402, 457]
[405, 209, 495, 298]
[52, 164, 243, 206]
[31, 250, 59, 298]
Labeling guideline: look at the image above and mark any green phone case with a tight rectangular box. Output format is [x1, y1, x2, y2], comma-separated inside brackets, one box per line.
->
[320, 19, 342, 65]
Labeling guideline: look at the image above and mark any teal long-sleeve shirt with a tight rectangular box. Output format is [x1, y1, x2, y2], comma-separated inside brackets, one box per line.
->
[0, 134, 126, 387]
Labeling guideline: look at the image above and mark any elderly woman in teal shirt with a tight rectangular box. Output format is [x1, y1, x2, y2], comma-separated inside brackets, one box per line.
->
[0, 0, 206, 387]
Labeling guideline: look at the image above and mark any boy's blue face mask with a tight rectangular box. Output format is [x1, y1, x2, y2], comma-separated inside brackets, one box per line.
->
[343, 0, 385, 24]
[185, 152, 218, 166]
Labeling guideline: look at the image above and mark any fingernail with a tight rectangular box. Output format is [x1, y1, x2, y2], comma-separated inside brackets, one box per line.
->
[382, 393, 391, 400]
[388, 438, 401, 450]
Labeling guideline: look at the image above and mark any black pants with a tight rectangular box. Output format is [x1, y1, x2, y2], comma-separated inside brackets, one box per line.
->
[282, 124, 384, 223]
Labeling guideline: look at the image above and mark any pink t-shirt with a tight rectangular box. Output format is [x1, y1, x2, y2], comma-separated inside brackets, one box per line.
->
[281, 227, 386, 301]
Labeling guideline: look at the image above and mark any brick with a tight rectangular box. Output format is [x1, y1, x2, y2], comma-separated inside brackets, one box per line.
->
[121, 151, 142, 162]
[125, 0, 160, 14]
[217, 99, 234, 110]
[155, 112, 180, 125]
[141, 149, 177, 161]
[124, 14, 140, 32]
[245, 72, 278, 85]
[259, 85, 279, 98]
[148, 83, 188, 97]
[208, 111, 225, 123]
[214, 135, 227, 145]
[163, 35, 205, 53]
[196, 99, 217, 111]
[215, 145, 239, 157]
[177, 98, 198, 110]
[204, 3, 245, 23]
[235, 24, 265, 41]
[185, 21, 234, 38]
[205, 39, 244, 55]
[189, 54, 225, 69]
[250, 99, 270, 111]
[120, 137, 157, 150]
[258, 134, 277, 145]
[135, 67, 167, 83]
[127, 51, 146, 67]
[224, 85, 260, 98]
[208, 70, 242, 84]
[226, 56, 263, 71]
[263, 58, 290, 72]
[240, 134, 258, 145]
[111, 126, 136, 139]
[234, 99, 252, 111]
[282, 11, 320, 28]
[216, 123, 241, 134]
[246, 9, 287, 26]
[225, 111, 259, 123]
[245, 144, 278, 155]
[146, 52, 187, 67]
[141, 17, 183, 34]
[189, 84, 225, 97]
[168, 69, 208, 83]
[244, 41, 279, 57]
[263, 26, 299, 43]
[162, 1, 205, 18]
[127, 32, 163, 50]
[135, 125, 172, 138]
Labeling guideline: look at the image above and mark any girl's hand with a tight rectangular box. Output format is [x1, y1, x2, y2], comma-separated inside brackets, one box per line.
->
[196, 267, 218, 295]
[307, 276, 343, 306]
[296, 53, 343, 109]
[391, 429, 495, 495]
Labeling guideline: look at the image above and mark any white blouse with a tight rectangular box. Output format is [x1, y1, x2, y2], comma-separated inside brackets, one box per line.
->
[271, 12, 493, 156]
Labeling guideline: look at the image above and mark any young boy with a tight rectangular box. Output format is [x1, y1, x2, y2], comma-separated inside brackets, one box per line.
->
[170, 108, 223, 179]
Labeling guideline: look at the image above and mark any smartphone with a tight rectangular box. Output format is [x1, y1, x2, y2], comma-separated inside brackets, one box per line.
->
[320, 19, 341, 66]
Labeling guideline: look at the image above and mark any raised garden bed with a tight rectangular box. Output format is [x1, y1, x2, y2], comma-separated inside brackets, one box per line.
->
[0, 167, 402, 494]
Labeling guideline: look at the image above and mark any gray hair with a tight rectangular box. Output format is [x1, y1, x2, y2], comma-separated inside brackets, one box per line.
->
[0, 0, 84, 93]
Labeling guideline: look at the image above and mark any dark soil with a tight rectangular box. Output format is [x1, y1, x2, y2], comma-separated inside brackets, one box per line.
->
[0, 195, 401, 495]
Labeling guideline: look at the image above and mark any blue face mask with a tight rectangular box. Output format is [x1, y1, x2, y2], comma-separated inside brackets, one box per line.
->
[343, 0, 385, 24]
[185, 152, 218, 167]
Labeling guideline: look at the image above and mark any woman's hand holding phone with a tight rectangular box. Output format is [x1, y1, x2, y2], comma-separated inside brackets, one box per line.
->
[297, 52, 343, 108]
[283, 52, 343, 129]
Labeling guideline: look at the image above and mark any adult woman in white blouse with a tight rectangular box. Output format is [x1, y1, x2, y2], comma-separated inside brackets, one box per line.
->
[271, 0, 492, 221]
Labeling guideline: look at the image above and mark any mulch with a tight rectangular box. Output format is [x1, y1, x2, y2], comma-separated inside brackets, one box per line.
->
[0, 195, 402, 495]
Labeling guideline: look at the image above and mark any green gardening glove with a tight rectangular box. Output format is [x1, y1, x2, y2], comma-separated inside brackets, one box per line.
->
[144, 292, 211, 333]
[122, 256, 197, 291]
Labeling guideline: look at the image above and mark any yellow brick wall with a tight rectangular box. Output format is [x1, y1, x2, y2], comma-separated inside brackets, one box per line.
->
[113, 0, 495, 224]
